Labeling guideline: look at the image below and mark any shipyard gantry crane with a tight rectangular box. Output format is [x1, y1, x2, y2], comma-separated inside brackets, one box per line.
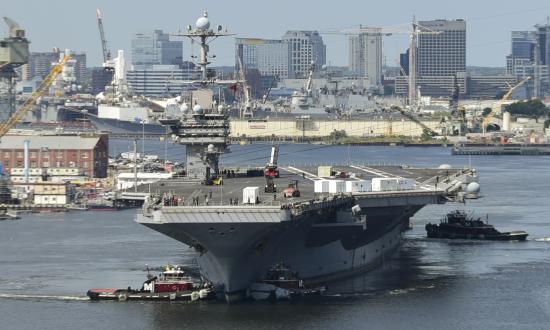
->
[236, 49, 253, 117]
[0, 56, 70, 138]
[481, 76, 532, 133]
[96, 9, 111, 63]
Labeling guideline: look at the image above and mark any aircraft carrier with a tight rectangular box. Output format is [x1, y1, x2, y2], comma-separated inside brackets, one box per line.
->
[135, 12, 480, 302]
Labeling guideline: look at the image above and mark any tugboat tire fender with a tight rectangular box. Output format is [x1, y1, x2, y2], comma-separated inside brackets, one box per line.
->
[199, 289, 209, 299]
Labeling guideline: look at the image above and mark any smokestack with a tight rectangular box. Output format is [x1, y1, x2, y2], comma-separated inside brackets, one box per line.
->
[23, 140, 30, 184]
[503, 112, 511, 131]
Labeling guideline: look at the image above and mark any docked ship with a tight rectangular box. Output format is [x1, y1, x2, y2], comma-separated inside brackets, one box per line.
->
[136, 12, 481, 302]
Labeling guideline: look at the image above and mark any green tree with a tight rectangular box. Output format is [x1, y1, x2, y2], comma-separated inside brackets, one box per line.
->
[329, 130, 347, 141]
[504, 99, 549, 118]
[420, 129, 433, 142]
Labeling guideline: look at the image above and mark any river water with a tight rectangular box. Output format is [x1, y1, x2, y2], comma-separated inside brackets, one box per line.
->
[1, 143, 549, 330]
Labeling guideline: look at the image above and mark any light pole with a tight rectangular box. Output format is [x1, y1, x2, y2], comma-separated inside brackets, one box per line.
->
[141, 120, 145, 159]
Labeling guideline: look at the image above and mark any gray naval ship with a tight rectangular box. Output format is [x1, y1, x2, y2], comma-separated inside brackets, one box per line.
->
[136, 12, 480, 302]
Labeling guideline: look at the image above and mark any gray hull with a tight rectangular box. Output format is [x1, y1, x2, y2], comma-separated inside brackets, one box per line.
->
[138, 201, 424, 301]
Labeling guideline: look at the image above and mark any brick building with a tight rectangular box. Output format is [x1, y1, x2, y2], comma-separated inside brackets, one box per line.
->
[0, 133, 109, 178]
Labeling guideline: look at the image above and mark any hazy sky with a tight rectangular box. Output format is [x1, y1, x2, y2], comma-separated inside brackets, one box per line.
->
[3, 0, 550, 68]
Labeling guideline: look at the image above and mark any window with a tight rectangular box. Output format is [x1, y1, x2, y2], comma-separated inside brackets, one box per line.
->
[16, 152, 23, 158]
[83, 162, 89, 169]
[30, 152, 37, 158]
[82, 152, 89, 159]
[42, 161, 49, 167]
[57, 152, 63, 159]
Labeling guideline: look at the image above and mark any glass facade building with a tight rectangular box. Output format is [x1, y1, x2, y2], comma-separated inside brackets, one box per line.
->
[417, 19, 466, 77]
[235, 38, 291, 78]
[131, 30, 183, 67]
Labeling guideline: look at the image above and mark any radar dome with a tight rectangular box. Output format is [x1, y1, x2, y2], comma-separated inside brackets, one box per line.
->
[217, 105, 224, 113]
[180, 103, 189, 113]
[438, 164, 452, 169]
[193, 104, 204, 115]
[466, 182, 481, 194]
[196, 12, 210, 30]
[207, 144, 215, 152]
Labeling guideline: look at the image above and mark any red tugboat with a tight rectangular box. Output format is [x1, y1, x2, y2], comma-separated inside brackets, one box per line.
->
[87, 265, 216, 302]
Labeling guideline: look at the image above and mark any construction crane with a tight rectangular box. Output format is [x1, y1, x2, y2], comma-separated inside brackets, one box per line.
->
[96, 9, 111, 63]
[262, 75, 278, 104]
[481, 76, 532, 132]
[0, 56, 70, 138]
[321, 18, 442, 106]
[391, 106, 438, 136]
[236, 49, 253, 117]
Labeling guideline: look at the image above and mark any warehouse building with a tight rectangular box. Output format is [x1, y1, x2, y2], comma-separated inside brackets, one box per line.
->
[0, 133, 109, 178]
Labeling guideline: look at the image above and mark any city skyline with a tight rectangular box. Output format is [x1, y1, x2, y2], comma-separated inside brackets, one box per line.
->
[3, 0, 550, 68]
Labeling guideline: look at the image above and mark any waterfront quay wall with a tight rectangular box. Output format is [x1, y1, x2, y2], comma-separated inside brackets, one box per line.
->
[229, 118, 441, 139]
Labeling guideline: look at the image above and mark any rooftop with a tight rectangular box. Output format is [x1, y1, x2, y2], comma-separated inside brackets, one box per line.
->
[0, 133, 105, 150]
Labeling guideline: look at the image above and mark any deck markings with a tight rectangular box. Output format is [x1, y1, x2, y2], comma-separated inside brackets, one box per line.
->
[282, 166, 318, 181]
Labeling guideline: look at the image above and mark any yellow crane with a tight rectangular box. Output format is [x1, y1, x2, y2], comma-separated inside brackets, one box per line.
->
[482, 76, 532, 132]
[0, 55, 70, 138]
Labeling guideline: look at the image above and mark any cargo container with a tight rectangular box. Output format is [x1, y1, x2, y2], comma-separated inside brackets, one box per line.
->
[317, 166, 333, 178]
[328, 180, 345, 194]
[345, 180, 371, 193]
[242, 187, 260, 204]
[397, 178, 416, 190]
[371, 178, 399, 192]
[314, 180, 330, 193]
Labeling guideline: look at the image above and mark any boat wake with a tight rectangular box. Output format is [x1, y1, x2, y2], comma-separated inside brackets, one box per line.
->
[0, 293, 89, 301]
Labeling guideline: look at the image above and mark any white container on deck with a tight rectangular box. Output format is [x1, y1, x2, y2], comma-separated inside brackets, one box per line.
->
[317, 166, 333, 178]
[314, 180, 330, 193]
[397, 178, 416, 190]
[345, 180, 371, 193]
[242, 187, 260, 204]
[371, 177, 399, 192]
[328, 180, 345, 194]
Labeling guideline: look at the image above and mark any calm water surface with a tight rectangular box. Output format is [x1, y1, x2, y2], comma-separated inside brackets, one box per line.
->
[1, 144, 549, 330]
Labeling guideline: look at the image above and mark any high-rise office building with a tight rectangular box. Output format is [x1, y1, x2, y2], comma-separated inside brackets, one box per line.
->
[506, 26, 550, 97]
[537, 23, 550, 66]
[91, 67, 113, 95]
[235, 38, 291, 78]
[282, 31, 326, 78]
[126, 62, 199, 97]
[131, 30, 183, 67]
[417, 19, 466, 77]
[395, 19, 467, 98]
[348, 29, 383, 88]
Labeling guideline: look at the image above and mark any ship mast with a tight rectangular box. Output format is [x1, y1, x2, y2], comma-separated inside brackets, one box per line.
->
[161, 12, 232, 184]
[174, 11, 234, 83]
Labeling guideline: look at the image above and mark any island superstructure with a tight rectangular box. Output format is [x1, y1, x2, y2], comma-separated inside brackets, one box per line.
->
[136, 12, 481, 302]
